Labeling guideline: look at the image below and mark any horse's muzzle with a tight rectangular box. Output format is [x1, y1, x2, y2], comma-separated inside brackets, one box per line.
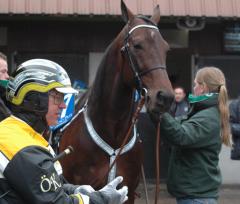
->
[146, 90, 174, 122]
[156, 90, 174, 110]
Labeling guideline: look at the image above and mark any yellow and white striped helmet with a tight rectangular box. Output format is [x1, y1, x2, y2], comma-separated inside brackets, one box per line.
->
[6, 59, 78, 105]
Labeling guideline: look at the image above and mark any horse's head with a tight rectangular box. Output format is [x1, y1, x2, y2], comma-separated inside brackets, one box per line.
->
[120, 0, 174, 121]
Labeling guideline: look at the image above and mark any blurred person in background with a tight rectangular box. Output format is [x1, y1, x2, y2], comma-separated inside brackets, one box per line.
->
[0, 52, 11, 121]
[229, 95, 240, 160]
[170, 86, 189, 117]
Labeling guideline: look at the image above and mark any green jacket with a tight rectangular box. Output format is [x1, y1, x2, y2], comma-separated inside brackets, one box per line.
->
[161, 94, 222, 199]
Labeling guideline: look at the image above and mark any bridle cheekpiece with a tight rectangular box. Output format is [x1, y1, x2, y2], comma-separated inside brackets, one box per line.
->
[121, 17, 166, 93]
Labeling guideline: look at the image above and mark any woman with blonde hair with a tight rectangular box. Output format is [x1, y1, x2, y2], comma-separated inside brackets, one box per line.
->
[160, 67, 231, 204]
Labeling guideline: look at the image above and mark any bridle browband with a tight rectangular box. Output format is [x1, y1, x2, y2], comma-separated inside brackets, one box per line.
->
[121, 17, 166, 92]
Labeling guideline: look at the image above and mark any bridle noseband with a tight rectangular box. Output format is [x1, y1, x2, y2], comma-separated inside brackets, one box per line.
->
[121, 19, 166, 92]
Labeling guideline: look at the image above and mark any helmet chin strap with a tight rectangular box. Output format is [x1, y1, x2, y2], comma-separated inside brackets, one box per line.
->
[11, 92, 49, 134]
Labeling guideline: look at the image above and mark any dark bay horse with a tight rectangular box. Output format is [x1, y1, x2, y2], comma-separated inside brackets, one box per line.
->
[59, 1, 173, 203]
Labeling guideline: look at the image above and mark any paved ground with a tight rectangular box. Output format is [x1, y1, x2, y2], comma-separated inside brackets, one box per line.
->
[135, 182, 240, 204]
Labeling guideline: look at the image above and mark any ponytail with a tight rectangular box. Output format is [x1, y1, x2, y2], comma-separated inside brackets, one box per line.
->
[218, 85, 231, 146]
[196, 66, 231, 146]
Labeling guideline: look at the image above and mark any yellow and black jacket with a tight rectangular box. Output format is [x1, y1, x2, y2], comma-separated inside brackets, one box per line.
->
[0, 85, 11, 122]
[0, 116, 89, 204]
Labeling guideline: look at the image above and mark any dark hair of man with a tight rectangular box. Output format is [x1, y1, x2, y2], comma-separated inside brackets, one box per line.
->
[174, 86, 186, 93]
[0, 52, 7, 61]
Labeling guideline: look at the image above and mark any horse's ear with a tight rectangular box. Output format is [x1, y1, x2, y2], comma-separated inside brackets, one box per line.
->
[121, 0, 134, 23]
[150, 5, 161, 24]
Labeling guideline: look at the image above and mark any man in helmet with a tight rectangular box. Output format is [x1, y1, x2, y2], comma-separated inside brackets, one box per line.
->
[0, 52, 11, 121]
[0, 59, 128, 204]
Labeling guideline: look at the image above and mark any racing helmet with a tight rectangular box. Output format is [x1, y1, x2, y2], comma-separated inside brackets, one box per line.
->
[6, 59, 78, 106]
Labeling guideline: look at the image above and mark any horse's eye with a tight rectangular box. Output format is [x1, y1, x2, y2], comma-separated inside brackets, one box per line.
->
[133, 43, 142, 50]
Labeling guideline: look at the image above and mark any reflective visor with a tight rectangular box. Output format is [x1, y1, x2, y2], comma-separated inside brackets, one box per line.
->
[55, 86, 78, 94]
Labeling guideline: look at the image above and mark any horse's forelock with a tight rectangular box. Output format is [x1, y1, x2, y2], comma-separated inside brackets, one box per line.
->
[135, 15, 157, 26]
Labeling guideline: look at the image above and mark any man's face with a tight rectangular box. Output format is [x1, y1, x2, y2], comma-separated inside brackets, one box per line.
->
[45, 89, 66, 126]
[0, 58, 9, 80]
[174, 88, 186, 103]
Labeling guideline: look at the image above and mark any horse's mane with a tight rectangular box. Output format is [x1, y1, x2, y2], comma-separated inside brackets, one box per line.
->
[76, 89, 91, 108]
[88, 42, 117, 105]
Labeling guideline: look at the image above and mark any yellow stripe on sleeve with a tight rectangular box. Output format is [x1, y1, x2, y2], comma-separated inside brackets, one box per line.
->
[71, 193, 90, 204]
[71, 194, 84, 204]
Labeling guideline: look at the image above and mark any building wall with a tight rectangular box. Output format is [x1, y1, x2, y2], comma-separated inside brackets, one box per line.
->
[0, 19, 125, 84]
[189, 23, 223, 55]
[1, 19, 224, 85]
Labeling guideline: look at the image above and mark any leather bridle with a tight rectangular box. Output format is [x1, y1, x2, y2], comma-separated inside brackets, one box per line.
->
[121, 17, 166, 92]
[120, 18, 164, 204]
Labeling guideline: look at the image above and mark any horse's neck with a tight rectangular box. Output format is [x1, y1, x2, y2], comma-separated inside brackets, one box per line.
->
[87, 48, 135, 146]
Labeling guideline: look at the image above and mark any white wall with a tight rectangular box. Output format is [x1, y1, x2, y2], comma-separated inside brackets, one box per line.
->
[88, 52, 104, 86]
[219, 145, 240, 184]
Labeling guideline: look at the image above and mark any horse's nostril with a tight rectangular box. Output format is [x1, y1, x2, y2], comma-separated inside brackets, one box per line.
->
[170, 95, 174, 104]
[156, 91, 174, 105]
[157, 91, 164, 101]
[146, 95, 150, 104]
